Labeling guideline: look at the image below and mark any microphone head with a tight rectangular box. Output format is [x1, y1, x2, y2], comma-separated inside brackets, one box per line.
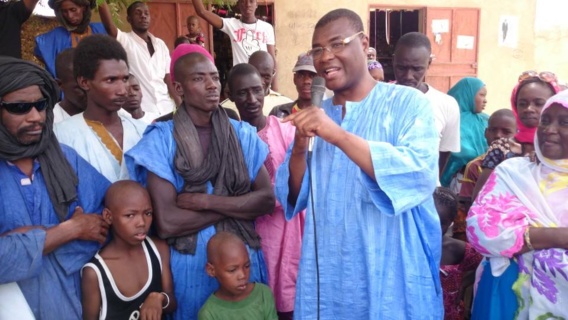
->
[311, 76, 326, 94]
[310, 76, 326, 108]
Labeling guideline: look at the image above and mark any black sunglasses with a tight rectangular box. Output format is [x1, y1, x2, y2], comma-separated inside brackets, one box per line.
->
[0, 99, 49, 115]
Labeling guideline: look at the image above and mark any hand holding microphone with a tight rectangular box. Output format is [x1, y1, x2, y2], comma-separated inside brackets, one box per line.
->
[282, 77, 342, 146]
[308, 77, 326, 153]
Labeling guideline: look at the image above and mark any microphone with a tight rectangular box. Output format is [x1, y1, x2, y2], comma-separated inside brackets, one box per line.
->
[308, 76, 326, 153]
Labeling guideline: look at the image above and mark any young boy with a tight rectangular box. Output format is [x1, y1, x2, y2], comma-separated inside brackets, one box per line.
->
[186, 15, 206, 47]
[199, 232, 277, 320]
[81, 181, 176, 320]
[453, 109, 517, 240]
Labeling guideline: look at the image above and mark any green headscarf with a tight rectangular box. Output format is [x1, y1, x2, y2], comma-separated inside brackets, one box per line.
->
[441, 77, 489, 187]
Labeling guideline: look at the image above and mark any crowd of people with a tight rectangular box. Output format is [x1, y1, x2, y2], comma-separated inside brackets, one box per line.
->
[0, 0, 567, 319]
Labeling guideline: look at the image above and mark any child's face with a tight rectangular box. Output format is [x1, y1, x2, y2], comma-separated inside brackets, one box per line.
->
[105, 191, 153, 245]
[187, 18, 200, 35]
[208, 242, 251, 299]
[485, 115, 516, 145]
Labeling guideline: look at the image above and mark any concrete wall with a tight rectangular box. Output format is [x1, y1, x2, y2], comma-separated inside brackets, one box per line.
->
[272, 0, 568, 114]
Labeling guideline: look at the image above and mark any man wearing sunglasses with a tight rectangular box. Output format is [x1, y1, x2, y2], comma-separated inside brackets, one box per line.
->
[276, 9, 443, 319]
[0, 56, 111, 319]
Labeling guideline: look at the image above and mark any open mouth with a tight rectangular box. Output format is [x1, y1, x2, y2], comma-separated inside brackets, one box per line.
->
[134, 233, 146, 241]
[324, 67, 340, 76]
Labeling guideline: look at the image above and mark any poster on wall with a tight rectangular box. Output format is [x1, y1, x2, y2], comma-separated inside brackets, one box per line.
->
[432, 19, 450, 34]
[456, 35, 475, 50]
[498, 16, 519, 48]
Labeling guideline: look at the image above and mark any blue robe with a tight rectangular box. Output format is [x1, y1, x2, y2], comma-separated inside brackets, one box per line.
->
[34, 23, 107, 78]
[0, 144, 110, 319]
[276, 83, 444, 319]
[125, 120, 269, 320]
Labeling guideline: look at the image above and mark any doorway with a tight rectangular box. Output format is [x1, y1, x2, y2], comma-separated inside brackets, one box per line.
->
[369, 8, 423, 82]
[369, 5, 480, 92]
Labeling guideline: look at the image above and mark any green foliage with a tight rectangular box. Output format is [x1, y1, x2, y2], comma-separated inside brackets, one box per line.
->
[95, 0, 132, 26]
[203, 0, 237, 6]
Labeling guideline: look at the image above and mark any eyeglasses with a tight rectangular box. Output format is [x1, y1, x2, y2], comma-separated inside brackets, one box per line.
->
[308, 31, 364, 61]
[0, 99, 49, 115]
[518, 70, 557, 84]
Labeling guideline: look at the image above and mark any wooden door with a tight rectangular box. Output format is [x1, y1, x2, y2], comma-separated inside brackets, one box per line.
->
[424, 7, 480, 93]
[147, 0, 213, 52]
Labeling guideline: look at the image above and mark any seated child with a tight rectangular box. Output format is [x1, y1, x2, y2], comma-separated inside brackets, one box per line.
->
[435, 187, 482, 320]
[186, 15, 206, 47]
[198, 232, 277, 320]
[81, 181, 176, 320]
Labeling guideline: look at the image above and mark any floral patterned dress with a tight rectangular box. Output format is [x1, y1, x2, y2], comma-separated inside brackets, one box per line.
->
[467, 155, 568, 319]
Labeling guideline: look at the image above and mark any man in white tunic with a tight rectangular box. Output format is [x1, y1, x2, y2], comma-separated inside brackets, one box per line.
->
[99, 0, 178, 116]
[393, 32, 461, 177]
[55, 35, 146, 182]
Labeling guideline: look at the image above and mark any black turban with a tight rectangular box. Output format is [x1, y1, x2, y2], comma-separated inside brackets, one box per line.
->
[0, 56, 78, 221]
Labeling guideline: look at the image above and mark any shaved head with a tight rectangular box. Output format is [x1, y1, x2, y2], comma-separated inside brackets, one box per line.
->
[489, 108, 515, 122]
[248, 51, 274, 70]
[206, 231, 246, 265]
[173, 52, 213, 83]
[248, 51, 274, 93]
[104, 180, 150, 211]
[485, 108, 517, 144]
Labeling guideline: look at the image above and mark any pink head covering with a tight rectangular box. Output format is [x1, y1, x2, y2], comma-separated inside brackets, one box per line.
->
[170, 44, 214, 82]
[510, 78, 561, 143]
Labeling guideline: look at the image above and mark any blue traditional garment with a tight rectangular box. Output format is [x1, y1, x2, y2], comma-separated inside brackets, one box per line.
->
[0, 144, 110, 319]
[275, 83, 443, 319]
[34, 23, 107, 78]
[125, 120, 269, 320]
[441, 77, 489, 186]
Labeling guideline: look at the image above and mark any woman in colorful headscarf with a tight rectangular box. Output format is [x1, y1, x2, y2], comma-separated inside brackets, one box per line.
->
[472, 72, 561, 200]
[34, 0, 106, 78]
[441, 77, 488, 188]
[467, 90, 568, 319]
